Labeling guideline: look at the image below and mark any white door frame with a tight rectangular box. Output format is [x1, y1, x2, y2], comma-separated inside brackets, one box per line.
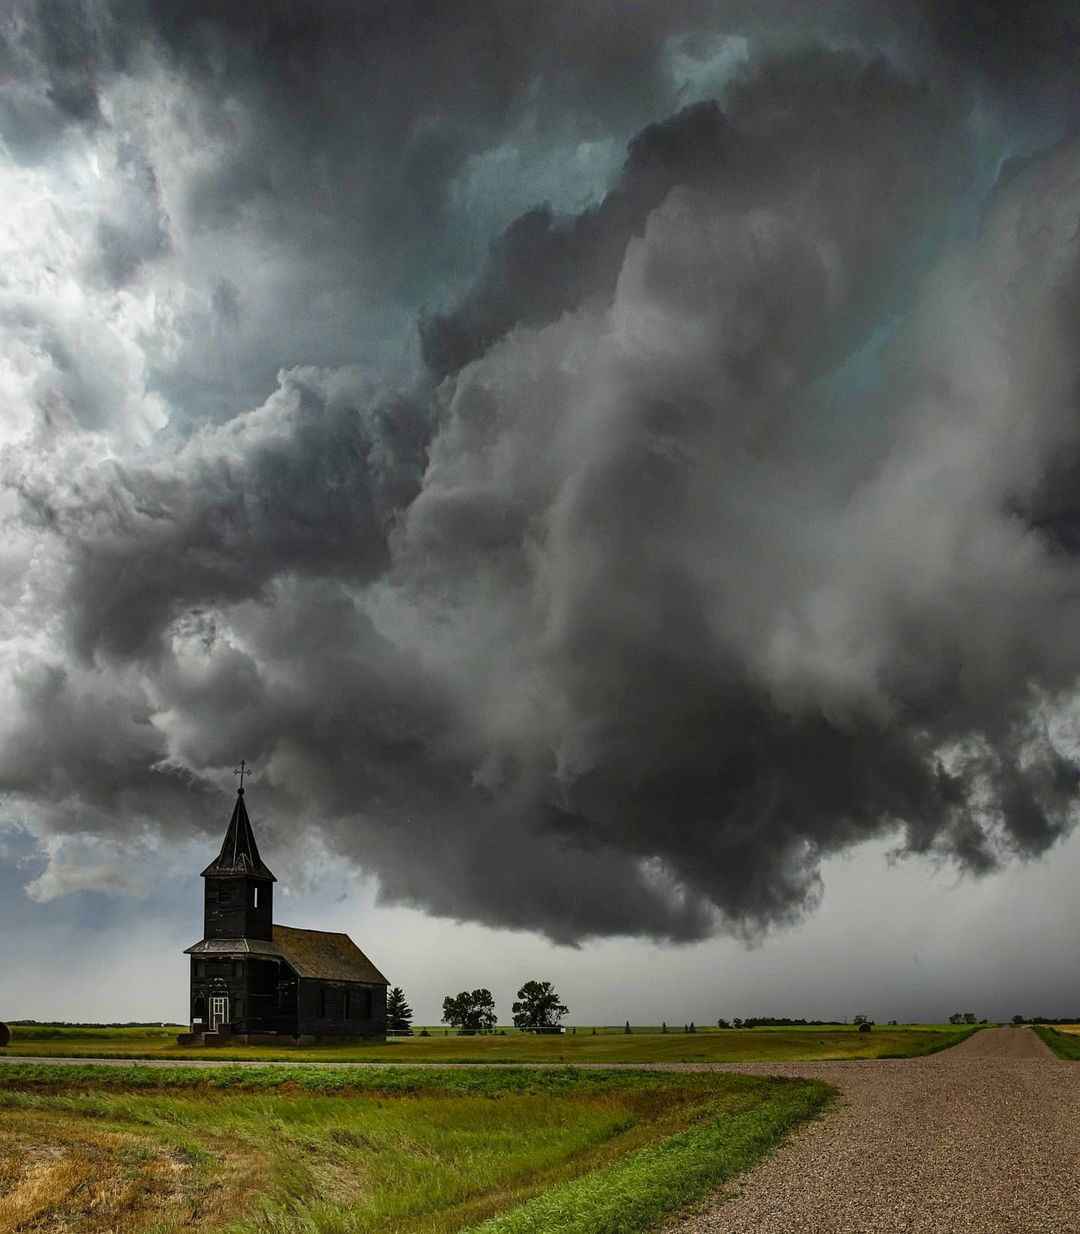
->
[210, 995, 229, 1030]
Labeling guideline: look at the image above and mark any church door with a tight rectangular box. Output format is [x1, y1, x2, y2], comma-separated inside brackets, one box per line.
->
[210, 996, 229, 1030]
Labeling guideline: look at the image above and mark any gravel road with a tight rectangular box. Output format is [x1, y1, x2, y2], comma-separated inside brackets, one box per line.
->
[666, 1026, 1080, 1234]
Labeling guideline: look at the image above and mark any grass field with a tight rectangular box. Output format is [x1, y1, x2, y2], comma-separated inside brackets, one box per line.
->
[0, 1063, 831, 1234]
[1031, 1025, 1080, 1059]
[0, 1023, 978, 1064]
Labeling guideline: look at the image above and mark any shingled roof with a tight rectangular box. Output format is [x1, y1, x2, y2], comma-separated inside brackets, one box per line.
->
[202, 789, 276, 881]
[273, 925, 389, 984]
[183, 937, 283, 957]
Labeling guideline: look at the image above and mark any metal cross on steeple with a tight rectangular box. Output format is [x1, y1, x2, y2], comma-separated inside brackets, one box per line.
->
[234, 759, 252, 791]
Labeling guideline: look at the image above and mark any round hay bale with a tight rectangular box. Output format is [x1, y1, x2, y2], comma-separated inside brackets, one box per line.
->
[0, 1022, 10, 1047]
[858, 1021, 873, 1033]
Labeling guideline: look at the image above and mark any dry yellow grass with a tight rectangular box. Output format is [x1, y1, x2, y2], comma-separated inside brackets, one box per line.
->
[0, 1109, 264, 1233]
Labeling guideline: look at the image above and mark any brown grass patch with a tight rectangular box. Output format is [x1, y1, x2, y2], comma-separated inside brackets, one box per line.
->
[0, 1111, 263, 1233]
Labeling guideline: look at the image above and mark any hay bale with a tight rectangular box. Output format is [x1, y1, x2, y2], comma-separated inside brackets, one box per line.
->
[858, 1021, 873, 1033]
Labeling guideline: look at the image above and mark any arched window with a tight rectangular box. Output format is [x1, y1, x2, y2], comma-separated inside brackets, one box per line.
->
[192, 995, 206, 1024]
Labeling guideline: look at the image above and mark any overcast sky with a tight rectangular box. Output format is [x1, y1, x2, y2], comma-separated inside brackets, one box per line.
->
[4, 0, 1080, 1026]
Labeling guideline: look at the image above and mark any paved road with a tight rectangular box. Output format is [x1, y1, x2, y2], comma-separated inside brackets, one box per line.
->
[667, 1026, 1080, 1234]
[4, 1028, 1077, 1231]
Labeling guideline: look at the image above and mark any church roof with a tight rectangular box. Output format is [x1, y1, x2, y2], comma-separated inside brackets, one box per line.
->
[184, 937, 283, 957]
[202, 789, 276, 881]
[273, 924, 389, 984]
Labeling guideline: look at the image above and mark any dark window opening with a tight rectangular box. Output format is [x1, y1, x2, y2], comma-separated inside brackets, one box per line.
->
[361, 988, 373, 1019]
[319, 988, 327, 1018]
[192, 995, 206, 1023]
[194, 960, 206, 977]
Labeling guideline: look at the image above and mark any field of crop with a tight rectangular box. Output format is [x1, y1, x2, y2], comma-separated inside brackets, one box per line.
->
[0, 1064, 831, 1234]
[0, 1023, 976, 1064]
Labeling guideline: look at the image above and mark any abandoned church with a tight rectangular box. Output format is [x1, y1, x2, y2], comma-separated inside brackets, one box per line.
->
[182, 775, 388, 1044]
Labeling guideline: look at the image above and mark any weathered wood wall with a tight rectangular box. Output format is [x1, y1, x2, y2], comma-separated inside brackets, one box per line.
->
[190, 957, 386, 1038]
[203, 875, 274, 940]
[296, 979, 386, 1037]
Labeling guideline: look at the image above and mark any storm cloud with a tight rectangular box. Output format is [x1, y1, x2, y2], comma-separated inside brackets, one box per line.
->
[3, 2, 1080, 943]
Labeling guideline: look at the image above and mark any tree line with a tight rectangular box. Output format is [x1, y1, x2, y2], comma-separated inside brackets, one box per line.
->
[383, 981, 569, 1035]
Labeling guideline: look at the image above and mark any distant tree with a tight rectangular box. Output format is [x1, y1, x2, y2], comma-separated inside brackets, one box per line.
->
[963, 1012, 977, 1025]
[717, 1018, 730, 1029]
[511, 981, 568, 1030]
[732, 1017, 744, 1029]
[442, 989, 497, 1033]
[662, 1021, 667, 1033]
[1012, 1015, 1025, 1025]
[689, 1021, 696, 1033]
[624, 1020, 632, 1034]
[948, 1012, 964, 1025]
[385, 987, 413, 1034]
[887, 1019, 898, 1026]
[853, 1014, 869, 1026]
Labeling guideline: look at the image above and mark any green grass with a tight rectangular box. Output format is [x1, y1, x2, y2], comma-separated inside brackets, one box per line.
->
[464, 1079, 828, 1234]
[1031, 1025, 1080, 1059]
[0, 1023, 976, 1064]
[0, 1064, 832, 1234]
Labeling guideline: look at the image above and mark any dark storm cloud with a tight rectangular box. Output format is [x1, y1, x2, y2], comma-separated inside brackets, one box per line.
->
[5, 0, 867, 429]
[6, 6, 1080, 943]
[422, 51, 959, 378]
[915, 0, 1080, 125]
[10, 366, 428, 659]
[93, 143, 171, 286]
[1, 0, 748, 254]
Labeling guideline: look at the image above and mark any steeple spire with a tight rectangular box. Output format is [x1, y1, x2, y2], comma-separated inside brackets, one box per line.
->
[202, 786, 276, 881]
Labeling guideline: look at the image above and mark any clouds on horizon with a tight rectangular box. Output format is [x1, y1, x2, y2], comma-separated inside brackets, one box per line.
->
[3, 2, 1080, 945]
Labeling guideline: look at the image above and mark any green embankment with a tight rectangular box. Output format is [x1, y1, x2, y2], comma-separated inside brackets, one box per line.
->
[1031, 1025, 1080, 1059]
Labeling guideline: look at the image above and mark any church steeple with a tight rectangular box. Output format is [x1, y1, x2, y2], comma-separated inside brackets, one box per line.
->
[202, 788, 276, 882]
[201, 775, 275, 941]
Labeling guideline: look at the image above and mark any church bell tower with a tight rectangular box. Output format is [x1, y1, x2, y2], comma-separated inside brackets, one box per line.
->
[201, 776, 276, 941]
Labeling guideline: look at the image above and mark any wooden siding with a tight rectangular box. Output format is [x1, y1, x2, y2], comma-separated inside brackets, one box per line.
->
[203, 874, 274, 941]
[190, 956, 385, 1038]
[296, 979, 386, 1037]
